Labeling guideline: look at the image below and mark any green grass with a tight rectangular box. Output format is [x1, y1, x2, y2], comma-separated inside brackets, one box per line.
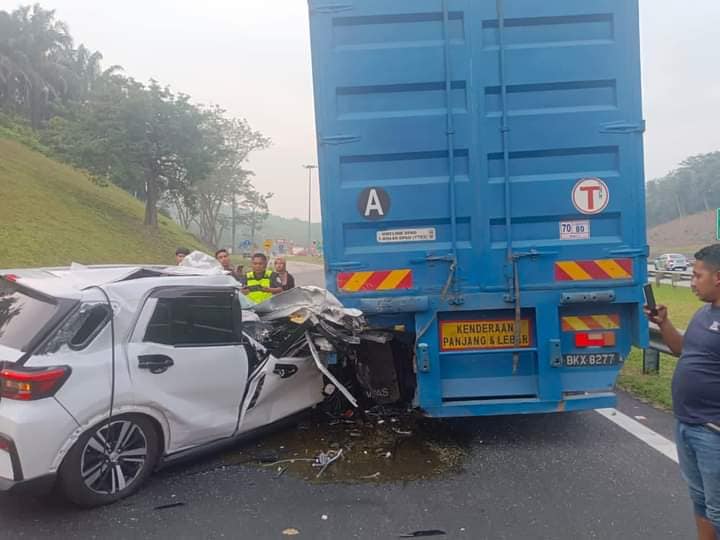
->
[617, 285, 702, 410]
[0, 137, 206, 268]
[653, 285, 702, 329]
[0, 113, 52, 156]
[618, 350, 678, 411]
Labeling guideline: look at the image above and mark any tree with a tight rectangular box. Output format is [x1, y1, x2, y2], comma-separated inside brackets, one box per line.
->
[45, 78, 214, 226]
[3, 3, 272, 236]
[174, 108, 270, 246]
[238, 189, 273, 249]
[0, 4, 75, 128]
[646, 151, 720, 227]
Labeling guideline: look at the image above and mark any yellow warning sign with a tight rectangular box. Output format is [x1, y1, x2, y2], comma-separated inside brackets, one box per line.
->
[439, 319, 532, 351]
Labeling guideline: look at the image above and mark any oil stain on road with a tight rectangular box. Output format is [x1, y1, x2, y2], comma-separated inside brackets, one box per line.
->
[221, 408, 474, 483]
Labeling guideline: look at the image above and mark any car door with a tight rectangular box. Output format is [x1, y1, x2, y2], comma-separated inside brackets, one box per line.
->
[126, 287, 248, 452]
[237, 351, 325, 435]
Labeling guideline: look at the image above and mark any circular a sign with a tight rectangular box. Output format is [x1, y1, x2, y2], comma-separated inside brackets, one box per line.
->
[357, 187, 391, 221]
[572, 177, 610, 215]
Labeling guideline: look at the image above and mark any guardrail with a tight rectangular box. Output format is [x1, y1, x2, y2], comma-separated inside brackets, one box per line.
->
[647, 269, 692, 286]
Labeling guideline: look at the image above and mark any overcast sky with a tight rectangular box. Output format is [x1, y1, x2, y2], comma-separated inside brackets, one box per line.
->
[2, 0, 718, 220]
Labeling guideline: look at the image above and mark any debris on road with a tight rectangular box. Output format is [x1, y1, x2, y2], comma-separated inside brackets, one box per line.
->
[153, 502, 186, 511]
[282, 528, 300, 536]
[223, 406, 470, 483]
[398, 530, 447, 538]
[313, 449, 343, 478]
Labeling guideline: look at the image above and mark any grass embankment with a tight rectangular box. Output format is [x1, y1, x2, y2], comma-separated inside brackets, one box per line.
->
[617, 285, 702, 410]
[0, 138, 205, 268]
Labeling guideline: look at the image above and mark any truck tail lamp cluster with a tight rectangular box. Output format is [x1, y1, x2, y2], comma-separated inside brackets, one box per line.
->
[575, 332, 616, 348]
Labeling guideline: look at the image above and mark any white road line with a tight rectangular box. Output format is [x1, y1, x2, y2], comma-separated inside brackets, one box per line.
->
[596, 408, 678, 463]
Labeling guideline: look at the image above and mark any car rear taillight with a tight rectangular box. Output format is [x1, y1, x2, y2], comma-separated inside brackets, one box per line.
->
[0, 436, 10, 451]
[0, 366, 71, 401]
[575, 332, 616, 348]
[2, 274, 18, 282]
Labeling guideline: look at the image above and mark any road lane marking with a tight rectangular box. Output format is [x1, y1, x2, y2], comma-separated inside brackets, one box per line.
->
[596, 408, 678, 463]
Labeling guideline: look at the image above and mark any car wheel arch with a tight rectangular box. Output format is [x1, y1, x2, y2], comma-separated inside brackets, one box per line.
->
[50, 406, 171, 472]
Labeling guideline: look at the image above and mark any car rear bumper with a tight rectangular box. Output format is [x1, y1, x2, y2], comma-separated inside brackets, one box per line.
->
[0, 473, 56, 495]
[0, 398, 78, 487]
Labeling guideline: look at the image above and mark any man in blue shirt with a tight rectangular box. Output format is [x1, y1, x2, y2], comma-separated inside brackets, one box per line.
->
[649, 244, 720, 540]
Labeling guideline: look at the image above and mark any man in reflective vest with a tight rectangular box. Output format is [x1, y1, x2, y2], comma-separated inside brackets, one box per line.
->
[241, 253, 283, 303]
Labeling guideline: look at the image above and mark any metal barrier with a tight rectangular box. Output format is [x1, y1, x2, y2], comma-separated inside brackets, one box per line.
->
[643, 324, 682, 374]
[647, 269, 692, 287]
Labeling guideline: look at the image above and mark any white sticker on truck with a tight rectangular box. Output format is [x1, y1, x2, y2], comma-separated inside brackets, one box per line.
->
[377, 228, 436, 243]
[560, 220, 590, 240]
[572, 177, 610, 215]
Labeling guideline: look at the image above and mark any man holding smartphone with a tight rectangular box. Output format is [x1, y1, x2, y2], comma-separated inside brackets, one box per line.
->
[647, 244, 720, 540]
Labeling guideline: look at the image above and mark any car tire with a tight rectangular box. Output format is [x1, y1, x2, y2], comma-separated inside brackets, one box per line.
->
[57, 414, 161, 507]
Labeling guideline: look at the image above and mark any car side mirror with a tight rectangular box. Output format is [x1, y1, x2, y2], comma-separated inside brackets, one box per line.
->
[232, 290, 243, 340]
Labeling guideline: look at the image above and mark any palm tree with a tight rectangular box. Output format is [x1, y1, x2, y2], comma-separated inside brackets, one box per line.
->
[0, 4, 74, 127]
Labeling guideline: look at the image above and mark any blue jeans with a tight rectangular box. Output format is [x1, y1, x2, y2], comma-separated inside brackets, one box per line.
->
[676, 421, 720, 533]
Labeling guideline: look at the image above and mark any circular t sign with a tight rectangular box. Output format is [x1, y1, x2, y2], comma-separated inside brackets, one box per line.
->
[572, 177, 610, 215]
[358, 187, 391, 220]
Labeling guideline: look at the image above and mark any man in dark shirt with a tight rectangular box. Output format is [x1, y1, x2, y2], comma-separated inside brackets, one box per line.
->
[648, 244, 720, 540]
[215, 248, 239, 280]
[240, 253, 283, 303]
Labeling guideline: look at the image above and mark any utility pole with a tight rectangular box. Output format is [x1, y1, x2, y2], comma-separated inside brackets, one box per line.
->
[303, 164, 317, 253]
[231, 193, 237, 253]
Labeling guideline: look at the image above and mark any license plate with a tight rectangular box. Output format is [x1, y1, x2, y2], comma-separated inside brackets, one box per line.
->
[439, 319, 532, 352]
[562, 353, 620, 367]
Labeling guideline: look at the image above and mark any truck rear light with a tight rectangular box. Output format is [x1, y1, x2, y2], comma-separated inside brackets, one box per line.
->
[575, 332, 616, 348]
[0, 366, 71, 401]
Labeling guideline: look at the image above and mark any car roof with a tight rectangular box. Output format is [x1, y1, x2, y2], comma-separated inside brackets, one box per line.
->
[1, 264, 239, 301]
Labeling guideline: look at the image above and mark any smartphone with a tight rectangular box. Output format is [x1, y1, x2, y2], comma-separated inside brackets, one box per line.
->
[644, 284, 658, 316]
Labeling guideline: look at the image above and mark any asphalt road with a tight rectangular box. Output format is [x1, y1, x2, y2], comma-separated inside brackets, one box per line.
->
[0, 263, 697, 539]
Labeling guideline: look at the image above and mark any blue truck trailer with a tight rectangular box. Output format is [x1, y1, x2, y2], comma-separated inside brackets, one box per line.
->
[308, 0, 648, 417]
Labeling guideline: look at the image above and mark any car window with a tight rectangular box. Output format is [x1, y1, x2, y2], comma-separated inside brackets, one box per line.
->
[144, 292, 239, 346]
[37, 303, 111, 354]
[0, 280, 59, 351]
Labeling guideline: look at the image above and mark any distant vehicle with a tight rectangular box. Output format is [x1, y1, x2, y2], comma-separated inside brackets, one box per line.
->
[654, 253, 689, 271]
[0, 265, 361, 506]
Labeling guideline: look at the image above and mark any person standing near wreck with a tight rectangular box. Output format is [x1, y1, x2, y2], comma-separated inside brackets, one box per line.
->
[241, 253, 283, 303]
[648, 244, 720, 540]
[175, 247, 191, 265]
[274, 256, 295, 291]
[215, 248, 240, 280]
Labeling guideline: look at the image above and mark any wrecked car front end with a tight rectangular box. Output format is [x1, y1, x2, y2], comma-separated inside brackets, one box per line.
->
[247, 286, 414, 412]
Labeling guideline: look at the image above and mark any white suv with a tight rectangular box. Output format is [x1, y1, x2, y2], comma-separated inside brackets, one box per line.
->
[0, 265, 332, 506]
[655, 253, 689, 272]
